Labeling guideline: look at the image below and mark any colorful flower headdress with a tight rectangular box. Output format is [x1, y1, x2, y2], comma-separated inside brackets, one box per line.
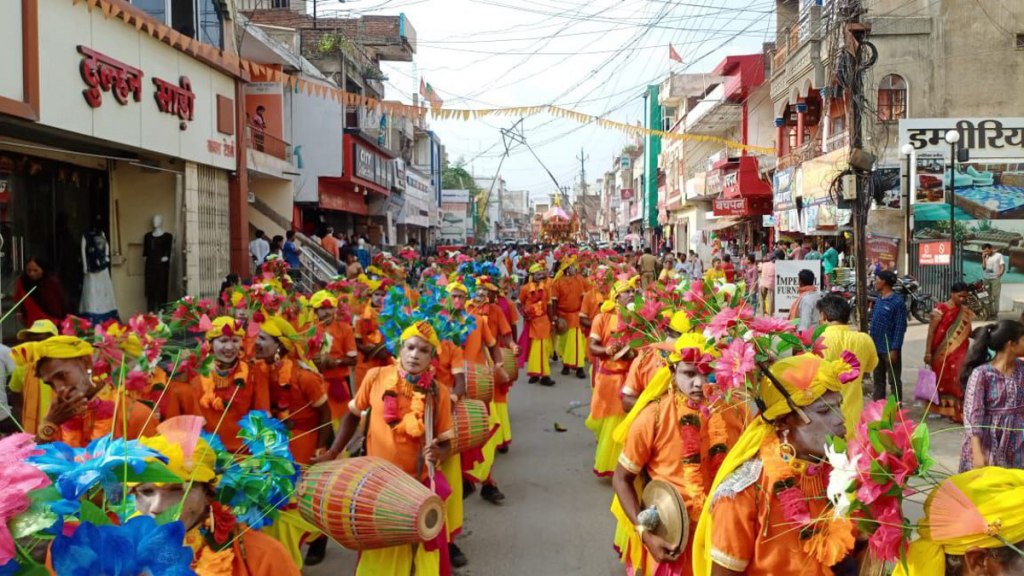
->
[379, 284, 476, 353]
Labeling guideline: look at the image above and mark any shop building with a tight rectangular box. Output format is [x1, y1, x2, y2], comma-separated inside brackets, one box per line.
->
[0, 0, 245, 335]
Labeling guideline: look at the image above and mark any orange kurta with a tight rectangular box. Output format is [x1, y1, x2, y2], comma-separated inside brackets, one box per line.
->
[622, 347, 667, 399]
[187, 362, 268, 453]
[589, 312, 629, 419]
[320, 320, 358, 420]
[462, 309, 497, 366]
[353, 364, 454, 478]
[483, 302, 513, 340]
[355, 306, 393, 391]
[252, 358, 328, 464]
[52, 398, 158, 447]
[518, 282, 552, 340]
[551, 276, 588, 329]
[433, 340, 466, 390]
[708, 455, 841, 575]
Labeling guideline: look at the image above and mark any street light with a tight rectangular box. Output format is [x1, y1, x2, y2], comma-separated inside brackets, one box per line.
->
[945, 130, 960, 246]
[901, 143, 915, 274]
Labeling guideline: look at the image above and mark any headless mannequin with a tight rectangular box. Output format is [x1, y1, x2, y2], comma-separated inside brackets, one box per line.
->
[79, 214, 118, 321]
[143, 214, 173, 312]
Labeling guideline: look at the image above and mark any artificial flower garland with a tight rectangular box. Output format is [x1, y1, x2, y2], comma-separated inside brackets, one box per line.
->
[199, 362, 249, 411]
[675, 394, 731, 521]
[760, 433, 855, 567]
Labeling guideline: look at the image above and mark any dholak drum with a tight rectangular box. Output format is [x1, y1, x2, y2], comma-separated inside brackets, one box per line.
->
[297, 457, 444, 551]
[465, 363, 495, 403]
[500, 348, 518, 382]
[451, 399, 491, 453]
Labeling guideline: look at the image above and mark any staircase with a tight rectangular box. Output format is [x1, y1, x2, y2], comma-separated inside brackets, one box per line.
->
[248, 197, 341, 293]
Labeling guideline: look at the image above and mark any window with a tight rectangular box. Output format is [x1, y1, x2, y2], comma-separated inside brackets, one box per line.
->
[271, 0, 291, 7]
[130, 0, 223, 49]
[1017, 34, 1024, 49]
[877, 74, 907, 121]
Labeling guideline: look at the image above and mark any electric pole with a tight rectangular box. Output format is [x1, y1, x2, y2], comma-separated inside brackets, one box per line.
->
[845, 0, 872, 331]
[577, 147, 589, 240]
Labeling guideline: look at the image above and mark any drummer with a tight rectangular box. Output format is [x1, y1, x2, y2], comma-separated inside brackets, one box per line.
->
[309, 290, 358, 428]
[586, 277, 638, 477]
[519, 264, 555, 386]
[611, 334, 745, 576]
[317, 320, 454, 576]
[479, 276, 520, 454]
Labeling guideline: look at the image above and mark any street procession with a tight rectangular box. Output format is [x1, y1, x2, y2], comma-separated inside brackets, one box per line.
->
[3, 0, 1024, 574]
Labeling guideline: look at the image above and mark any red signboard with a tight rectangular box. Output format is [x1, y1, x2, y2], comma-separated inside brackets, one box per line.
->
[620, 188, 635, 200]
[712, 196, 773, 217]
[318, 179, 369, 215]
[866, 233, 901, 271]
[919, 241, 952, 266]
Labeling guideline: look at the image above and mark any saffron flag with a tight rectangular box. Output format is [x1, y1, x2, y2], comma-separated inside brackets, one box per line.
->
[669, 44, 683, 63]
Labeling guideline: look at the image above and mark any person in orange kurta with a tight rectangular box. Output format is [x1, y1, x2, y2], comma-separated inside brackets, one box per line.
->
[309, 291, 358, 425]
[354, 282, 393, 391]
[519, 264, 554, 385]
[12, 335, 159, 447]
[251, 316, 330, 465]
[621, 311, 692, 412]
[481, 277, 520, 453]
[317, 321, 454, 576]
[587, 278, 637, 477]
[131, 418, 301, 576]
[173, 317, 270, 453]
[551, 259, 590, 378]
[612, 347, 744, 576]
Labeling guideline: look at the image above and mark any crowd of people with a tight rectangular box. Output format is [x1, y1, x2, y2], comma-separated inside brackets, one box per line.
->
[0, 239, 1022, 576]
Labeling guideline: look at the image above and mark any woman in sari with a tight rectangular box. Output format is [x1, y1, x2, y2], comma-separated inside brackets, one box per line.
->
[925, 282, 973, 422]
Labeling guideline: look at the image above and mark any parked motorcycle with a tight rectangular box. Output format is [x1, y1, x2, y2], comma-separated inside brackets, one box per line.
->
[892, 275, 935, 324]
[962, 280, 994, 320]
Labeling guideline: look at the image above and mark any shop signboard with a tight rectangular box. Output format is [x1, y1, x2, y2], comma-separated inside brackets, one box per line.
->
[866, 233, 901, 271]
[919, 241, 952, 266]
[441, 189, 470, 204]
[899, 118, 1024, 158]
[773, 167, 794, 211]
[712, 196, 772, 217]
[440, 202, 468, 243]
[620, 188, 635, 200]
[775, 260, 821, 315]
[705, 168, 725, 198]
[799, 146, 848, 203]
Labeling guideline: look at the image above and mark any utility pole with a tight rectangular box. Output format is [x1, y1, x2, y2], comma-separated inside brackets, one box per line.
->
[845, 0, 872, 331]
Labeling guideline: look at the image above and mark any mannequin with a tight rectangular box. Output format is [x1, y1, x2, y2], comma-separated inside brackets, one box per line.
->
[143, 214, 174, 312]
[79, 214, 119, 322]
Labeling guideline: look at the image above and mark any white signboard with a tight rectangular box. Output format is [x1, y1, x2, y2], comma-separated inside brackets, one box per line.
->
[440, 203, 468, 243]
[899, 118, 1024, 159]
[441, 189, 470, 203]
[775, 260, 822, 314]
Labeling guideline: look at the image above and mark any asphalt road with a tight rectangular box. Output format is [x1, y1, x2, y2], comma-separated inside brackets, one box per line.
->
[303, 313, 989, 574]
[304, 362, 626, 576]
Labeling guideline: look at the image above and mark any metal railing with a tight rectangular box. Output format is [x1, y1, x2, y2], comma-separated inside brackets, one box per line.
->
[246, 123, 292, 162]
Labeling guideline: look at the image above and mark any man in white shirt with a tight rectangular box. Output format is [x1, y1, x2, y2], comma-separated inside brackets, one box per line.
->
[248, 230, 270, 273]
[688, 250, 705, 280]
[982, 243, 1005, 317]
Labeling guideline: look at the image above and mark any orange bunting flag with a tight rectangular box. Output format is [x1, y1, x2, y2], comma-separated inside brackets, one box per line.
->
[669, 44, 683, 64]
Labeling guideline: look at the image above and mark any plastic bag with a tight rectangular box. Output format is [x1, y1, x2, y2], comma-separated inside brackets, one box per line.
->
[914, 367, 938, 404]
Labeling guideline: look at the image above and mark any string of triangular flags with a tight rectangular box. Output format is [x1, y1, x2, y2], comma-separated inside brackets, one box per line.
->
[71, 0, 774, 155]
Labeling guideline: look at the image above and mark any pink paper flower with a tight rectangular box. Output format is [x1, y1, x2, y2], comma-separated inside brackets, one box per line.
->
[706, 304, 754, 339]
[750, 316, 796, 336]
[0, 434, 50, 564]
[867, 501, 906, 562]
[716, 338, 756, 391]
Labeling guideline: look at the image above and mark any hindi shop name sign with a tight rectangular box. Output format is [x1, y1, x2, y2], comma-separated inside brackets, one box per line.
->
[77, 45, 195, 130]
[775, 260, 822, 315]
[899, 118, 1024, 158]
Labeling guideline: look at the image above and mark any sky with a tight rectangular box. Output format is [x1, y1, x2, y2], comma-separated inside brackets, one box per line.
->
[312, 0, 777, 201]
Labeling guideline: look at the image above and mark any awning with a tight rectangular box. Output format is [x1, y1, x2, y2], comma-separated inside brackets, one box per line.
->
[705, 217, 744, 231]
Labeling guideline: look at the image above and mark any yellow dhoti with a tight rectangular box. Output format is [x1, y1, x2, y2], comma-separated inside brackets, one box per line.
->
[357, 544, 439, 576]
[558, 326, 587, 369]
[440, 454, 464, 539]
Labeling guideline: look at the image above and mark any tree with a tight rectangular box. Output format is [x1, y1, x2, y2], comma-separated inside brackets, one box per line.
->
[442, 158, 489, 238]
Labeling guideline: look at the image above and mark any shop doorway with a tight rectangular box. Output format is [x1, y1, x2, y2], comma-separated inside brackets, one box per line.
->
[0, 152, 109, 338]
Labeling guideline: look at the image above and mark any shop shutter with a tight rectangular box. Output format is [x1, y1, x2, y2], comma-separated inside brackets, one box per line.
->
[192, 164, 230, 299]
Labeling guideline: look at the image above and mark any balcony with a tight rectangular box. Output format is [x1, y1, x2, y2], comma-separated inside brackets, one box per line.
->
[247, 123, 291, 161]
[246, 123, 295, 180]
[823, 130, 849, 153]
[684, 84, 742, 136]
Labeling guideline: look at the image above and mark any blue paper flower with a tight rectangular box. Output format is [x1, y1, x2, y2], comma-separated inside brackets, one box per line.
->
[51, 516, 195, 576]
[237, 411, 292, 460]
[27, 436, 164, 513]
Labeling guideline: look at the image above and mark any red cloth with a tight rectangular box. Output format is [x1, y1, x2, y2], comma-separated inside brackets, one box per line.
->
[14, 275, 68, 326]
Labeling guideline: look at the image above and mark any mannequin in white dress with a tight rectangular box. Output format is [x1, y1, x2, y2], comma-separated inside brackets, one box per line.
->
[79, 216, 118, 322]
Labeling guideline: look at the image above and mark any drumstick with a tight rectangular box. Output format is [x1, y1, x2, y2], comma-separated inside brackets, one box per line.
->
[425, 391, 437, 493]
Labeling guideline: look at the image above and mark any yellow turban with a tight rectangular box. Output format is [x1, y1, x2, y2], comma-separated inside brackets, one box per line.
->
[446, 282, 469, 295]
[12, 335, 94, 368]
[528, 263, 543, 275]
[894, 467, 1024, 576]
[554, 256, 577, 280]
[138, 416, 218, 484]
[599, 277, 639, 313]
[205, 316, 244, 340]
[260, 315, 298, 354]
[16, 319, 58, 341]
[400, 321, 440, 350]
[309, 290, 338, 310]
[693, 353, 856, 576]
[364, 279, 384, 294]
[668, 310, 692, 335]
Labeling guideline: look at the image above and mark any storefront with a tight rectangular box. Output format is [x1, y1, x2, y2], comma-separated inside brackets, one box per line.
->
[318, 133, 395, 242]
[707, 155, 773, 251]
[0, 0, 242, 336]
[399, 165, 432, 248]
